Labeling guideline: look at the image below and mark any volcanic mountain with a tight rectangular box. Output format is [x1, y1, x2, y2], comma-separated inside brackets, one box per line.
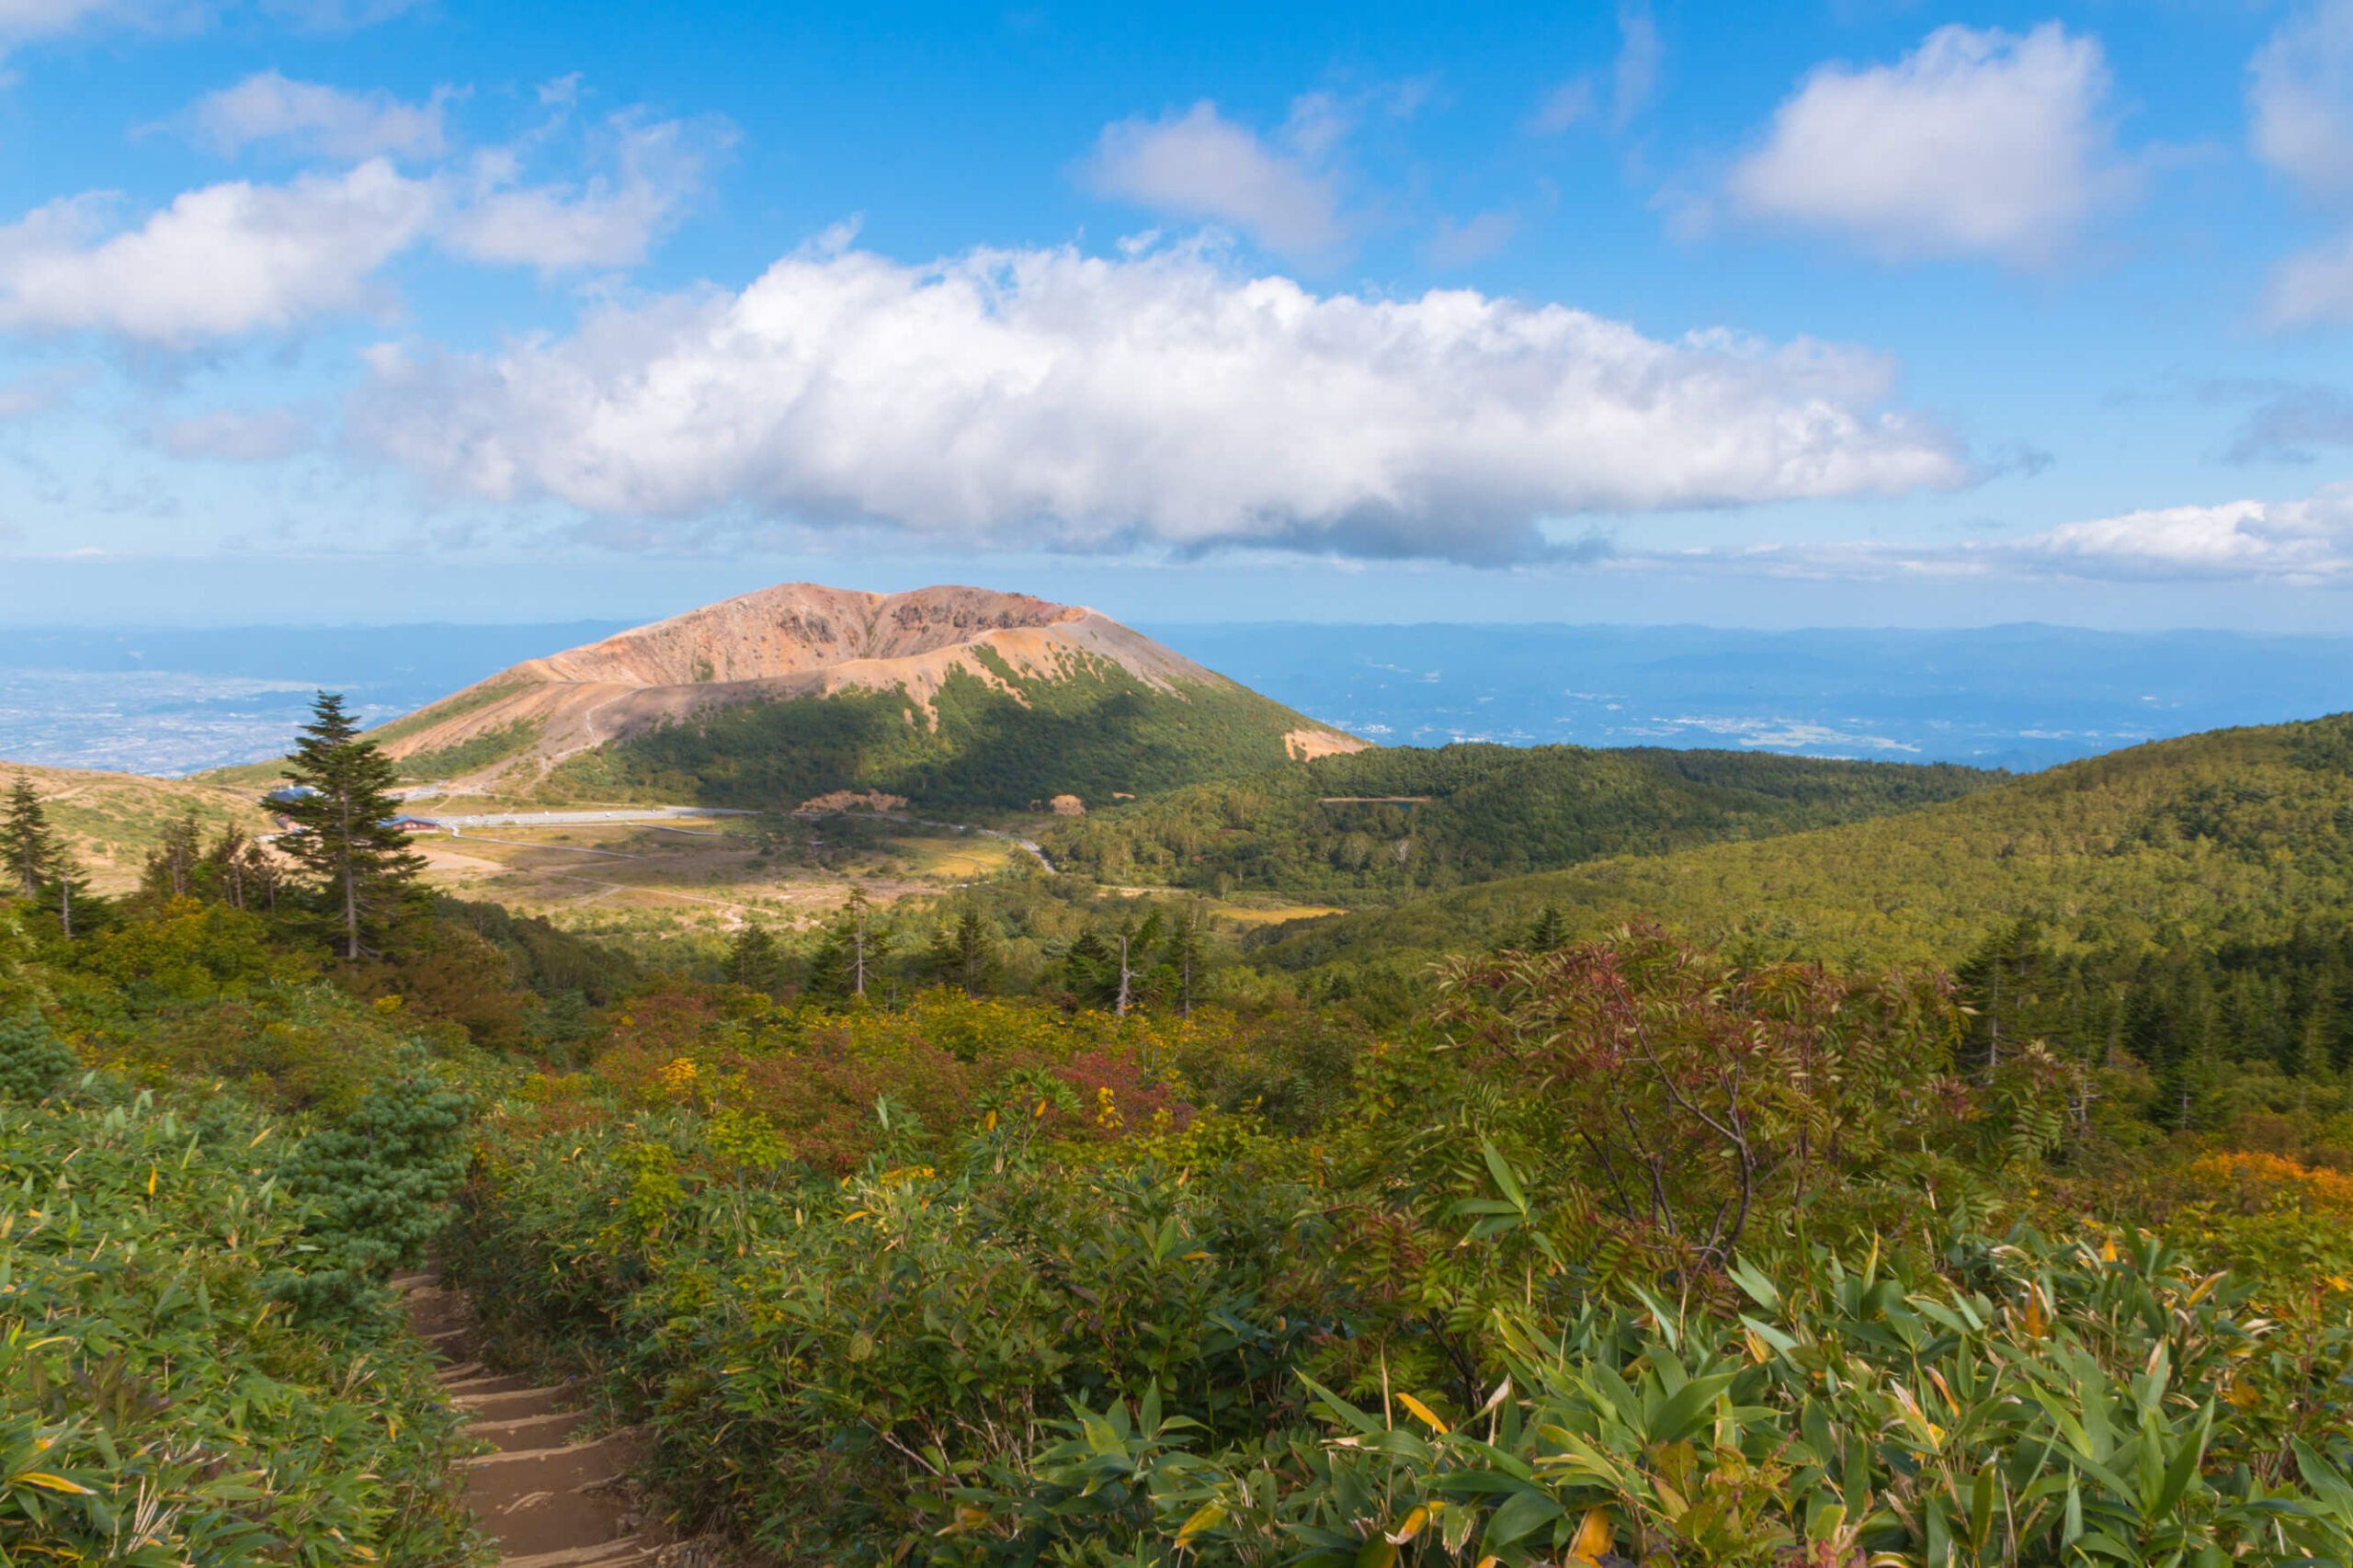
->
[373, 584, 1368, 810]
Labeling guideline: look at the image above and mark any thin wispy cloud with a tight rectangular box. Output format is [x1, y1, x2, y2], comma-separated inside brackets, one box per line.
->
[441, 114, 722, 271]
[2250, 2, 2353, 327]
[189, 72, 452, 159]
[1531, 5, 1662, 134]
[2212, 380, 2353, 464]
[1082, 98, 1349, 261]
[151, 405, 315, 460]
[1728, 23, 2129, 267]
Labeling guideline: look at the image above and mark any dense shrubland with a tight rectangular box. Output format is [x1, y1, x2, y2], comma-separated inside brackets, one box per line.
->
[444, 939, 2353, 1566]
[9, 701, 2353, 1565]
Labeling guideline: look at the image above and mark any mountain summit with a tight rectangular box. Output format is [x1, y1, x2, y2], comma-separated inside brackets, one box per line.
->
[374, 583, 1367, 809]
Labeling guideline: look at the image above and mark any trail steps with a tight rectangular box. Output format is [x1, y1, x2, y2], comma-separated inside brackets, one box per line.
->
[396, 1271, 660, 1566]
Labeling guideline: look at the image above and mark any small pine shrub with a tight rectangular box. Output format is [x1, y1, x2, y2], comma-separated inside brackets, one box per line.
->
[0, 1011, 74, 1100]
[274, 1071, 473, 1317]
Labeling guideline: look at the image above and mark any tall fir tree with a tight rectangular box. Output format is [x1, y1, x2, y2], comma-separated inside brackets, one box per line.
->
[725, 922, 785, 995]
[1162, 903, 1206, 1017]
[949, 904, 997, 996]
[806, 885, 887, 1003]
[273, 691, 426, 960]
[140, 809, 204, 903]
[2, 777, 86, 938]
[3, 777, 51, 901]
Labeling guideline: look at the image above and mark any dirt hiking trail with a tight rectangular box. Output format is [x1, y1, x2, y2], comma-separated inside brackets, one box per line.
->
[399, 1270, 682, 1567]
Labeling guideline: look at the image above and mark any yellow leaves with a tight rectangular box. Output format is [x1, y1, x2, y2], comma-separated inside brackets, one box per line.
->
[657, 1058, 699, 1101]
[13, 1471, 91, 1495]
[1385, 1506, 1429, 1543]
[1565, 1506, 1616, 1566]
[937, 1504, 992, 1537]
[1176, 1502, 1226, 1544]
[1889, 1383, 1945, 1449]
[1394, 1392, 1449, 1433]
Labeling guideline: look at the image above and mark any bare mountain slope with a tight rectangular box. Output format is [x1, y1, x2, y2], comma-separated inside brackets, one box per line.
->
[375, 584, 1366, 807]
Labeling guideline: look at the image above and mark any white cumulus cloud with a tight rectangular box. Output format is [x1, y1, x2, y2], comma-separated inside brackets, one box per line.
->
[1625, 486, 2353, 584]
[0, 161, 436, 343]
[0, 110, 713, 344]
[2019, 489, 2353, 580]
[1083, 99, 1347, 260]
[348, 235, 1968, 564]
[1728, 22, 2124, 267]
[190, 71, 451, 159]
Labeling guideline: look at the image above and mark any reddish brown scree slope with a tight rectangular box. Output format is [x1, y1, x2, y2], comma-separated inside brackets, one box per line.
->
[371, 582, 1365, 784]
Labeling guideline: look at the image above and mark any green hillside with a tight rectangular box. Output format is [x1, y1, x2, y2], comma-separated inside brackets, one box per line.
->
[1252, 711, 2353, 975]
[1041, 743, 1997, 902]
[540, 653, 1345, 812]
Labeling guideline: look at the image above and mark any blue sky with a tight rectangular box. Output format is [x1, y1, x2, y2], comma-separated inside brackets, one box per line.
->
[2, 0, 2351, 629]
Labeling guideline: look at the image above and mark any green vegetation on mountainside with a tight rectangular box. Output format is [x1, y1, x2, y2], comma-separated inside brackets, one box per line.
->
[1250, 711, 2353, 976]
[368, 677, 532, 750]
[541, 653, 1336, 811]
[1043, 742, 1997, 903]
[395, 718, 543, 779]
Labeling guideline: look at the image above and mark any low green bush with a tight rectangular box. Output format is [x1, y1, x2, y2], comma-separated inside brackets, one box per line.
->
[0, 1010, 74, 1100]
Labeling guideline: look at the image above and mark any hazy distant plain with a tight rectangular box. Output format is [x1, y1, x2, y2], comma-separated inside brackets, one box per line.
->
[1, 622, 2348, 778]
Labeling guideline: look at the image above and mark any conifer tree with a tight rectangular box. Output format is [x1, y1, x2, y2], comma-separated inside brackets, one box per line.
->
[273, 691, 426, 961]
[3, 776, 51, 901]
[3, 778, 87, 938]
[1162, 903, 1206, 1017]
[806, 886, 887, 1003]
[949, 904, 996, 996]
[726, 922, 784, 995]
[140, 809, 204, 903]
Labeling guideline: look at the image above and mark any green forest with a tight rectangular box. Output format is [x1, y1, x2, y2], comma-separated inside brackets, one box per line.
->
[1040, 743, 1998, 901]
[539, 653, 1338, 812]
[6, 699, 2353, 1565]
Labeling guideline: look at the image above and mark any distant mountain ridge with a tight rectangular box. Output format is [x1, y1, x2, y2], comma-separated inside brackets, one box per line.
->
[374, 583, 1368, 809]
